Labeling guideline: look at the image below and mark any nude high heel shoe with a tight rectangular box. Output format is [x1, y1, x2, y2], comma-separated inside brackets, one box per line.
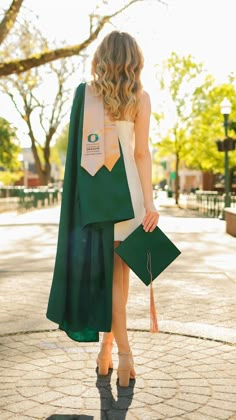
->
[117, 350, 136, 387]
[96, 342, 113, 376]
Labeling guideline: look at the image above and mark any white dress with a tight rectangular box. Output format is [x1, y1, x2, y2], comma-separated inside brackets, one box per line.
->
[114, 121, 145, 241]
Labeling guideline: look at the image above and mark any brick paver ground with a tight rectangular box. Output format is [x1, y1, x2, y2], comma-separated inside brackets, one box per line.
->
[0, 199, 235, 419]
[0, 330, 236, 420]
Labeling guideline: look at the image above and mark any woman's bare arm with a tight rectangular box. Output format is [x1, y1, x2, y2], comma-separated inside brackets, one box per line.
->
[134, 91, 159, 232]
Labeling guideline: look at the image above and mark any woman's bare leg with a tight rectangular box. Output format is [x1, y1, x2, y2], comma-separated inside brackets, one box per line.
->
[99, 243, 135, 383]
[102, 256, 130, 345]
[122, 261, 130, 305]
[111, 247, 130, 353]
[121, 260, 135, 378]
[112, 246, 137, 385]
[97, 243, 122, 372]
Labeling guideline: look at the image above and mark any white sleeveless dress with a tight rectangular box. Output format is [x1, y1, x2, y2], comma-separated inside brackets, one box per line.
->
[114, 121, 145, 241]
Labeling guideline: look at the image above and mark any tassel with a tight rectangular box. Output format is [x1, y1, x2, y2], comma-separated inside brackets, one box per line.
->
[147, 251, 158, 333]
[150, 280, 158, 332]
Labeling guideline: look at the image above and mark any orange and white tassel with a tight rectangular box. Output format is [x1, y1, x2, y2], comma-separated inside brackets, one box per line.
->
[147, 250, 158, 333]
[150, 281, 158, 332]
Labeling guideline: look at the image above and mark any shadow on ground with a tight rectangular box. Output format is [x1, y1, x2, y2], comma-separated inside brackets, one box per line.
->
[96, 368, 135, 418]
[45, 369, 135, 420]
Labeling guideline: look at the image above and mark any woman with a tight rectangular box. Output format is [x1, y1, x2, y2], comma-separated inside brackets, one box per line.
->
[46, 31, 159, 387]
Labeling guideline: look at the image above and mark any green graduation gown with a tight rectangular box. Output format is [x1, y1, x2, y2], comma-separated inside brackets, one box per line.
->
[46, 82, 134, 342]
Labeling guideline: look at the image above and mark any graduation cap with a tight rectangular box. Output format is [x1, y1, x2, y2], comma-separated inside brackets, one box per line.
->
[115, 224, 181, 332]
[115, 224, 181, 285]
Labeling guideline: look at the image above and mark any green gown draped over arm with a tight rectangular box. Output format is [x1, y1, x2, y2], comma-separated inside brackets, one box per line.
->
[46, 83, 134, 342]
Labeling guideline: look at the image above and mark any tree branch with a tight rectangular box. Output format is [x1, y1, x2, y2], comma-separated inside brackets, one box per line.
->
[0, 0, 166, 77]
[49, 63, 72, 130]
[0, 0, 24, 45]
[39, 105, 47, 136]
[0, 83, 25, 118]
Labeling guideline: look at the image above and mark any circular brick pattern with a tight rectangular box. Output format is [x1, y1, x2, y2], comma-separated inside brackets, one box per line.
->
[0, 330, 236, 419]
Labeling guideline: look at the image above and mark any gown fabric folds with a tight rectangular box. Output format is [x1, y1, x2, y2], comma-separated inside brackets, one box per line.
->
[46, 82, 134, 342]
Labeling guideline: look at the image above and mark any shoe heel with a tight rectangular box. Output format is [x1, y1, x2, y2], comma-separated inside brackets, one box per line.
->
[117, 351, 133, 387]
[118, 368, 130, 387]
[98, 359, 109, 376]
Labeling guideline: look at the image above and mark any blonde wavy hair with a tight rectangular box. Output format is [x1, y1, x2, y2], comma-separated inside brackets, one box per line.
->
[91, 31, 144, 121]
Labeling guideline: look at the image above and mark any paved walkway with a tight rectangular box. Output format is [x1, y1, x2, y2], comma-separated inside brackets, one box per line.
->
[0, 200, 236, 419]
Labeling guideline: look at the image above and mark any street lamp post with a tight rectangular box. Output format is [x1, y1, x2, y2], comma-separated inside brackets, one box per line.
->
[219, 98, 232, 209]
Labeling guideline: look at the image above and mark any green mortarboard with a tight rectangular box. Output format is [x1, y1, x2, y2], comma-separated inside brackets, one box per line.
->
[115, 224, 181, 286]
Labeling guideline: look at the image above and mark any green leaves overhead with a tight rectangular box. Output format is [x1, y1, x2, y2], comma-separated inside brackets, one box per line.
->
[158, 51, 204, 119]
[154, 52, 236, 175]
[188, 80, 236, 172]
[0, 117, 20, 169]
[154, 52, 205, 203]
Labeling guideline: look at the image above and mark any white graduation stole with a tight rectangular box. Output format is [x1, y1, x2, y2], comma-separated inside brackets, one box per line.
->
[81, 84, 120, 176]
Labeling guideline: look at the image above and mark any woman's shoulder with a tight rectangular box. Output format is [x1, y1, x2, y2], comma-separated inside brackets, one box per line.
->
[136, 89, 151, 119]
[139, 89, 151, 107]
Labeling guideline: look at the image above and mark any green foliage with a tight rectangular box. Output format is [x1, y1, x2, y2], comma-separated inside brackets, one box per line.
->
[160, 52, 203, 115]
[154, 52, 236, 175]
[229, 121, 236, 133]
[0, 117, 20, 169]
[54, 124, 69, 160]
[187, 81, 236, 172]
[0, 170, 23, 186]
[154, 52, 204, 162]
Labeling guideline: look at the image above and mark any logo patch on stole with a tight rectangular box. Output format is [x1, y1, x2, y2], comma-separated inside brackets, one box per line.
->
[88, 133, 99, 143]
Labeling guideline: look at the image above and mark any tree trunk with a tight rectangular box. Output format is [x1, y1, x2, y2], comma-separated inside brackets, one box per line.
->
[174, 153, 180, 205]
[31, 142, 51, 186]
[38, 171, 50, 186]
[43, 141, 51, 185]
